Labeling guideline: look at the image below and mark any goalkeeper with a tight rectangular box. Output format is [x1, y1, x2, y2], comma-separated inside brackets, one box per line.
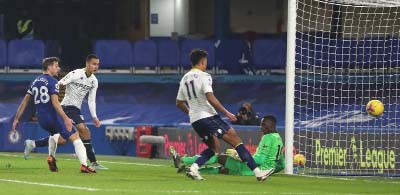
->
[170, 115, 284, 176]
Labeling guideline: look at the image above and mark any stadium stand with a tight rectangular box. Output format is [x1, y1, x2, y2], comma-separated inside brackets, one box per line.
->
[132, 40, 158, 73]
[157, 40, 180, 73]
[215, 39, 246, 74]
[7, 40, 44, 73]
[253, 39, 286, 70]
[0, 39, 6, 72]
[93, 40, 133, 73]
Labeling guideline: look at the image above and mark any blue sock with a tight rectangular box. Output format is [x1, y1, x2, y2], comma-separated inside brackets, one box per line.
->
[235, 143, 257, 170]
[194, 148, 215, 167]
[35, 137, 49, 147]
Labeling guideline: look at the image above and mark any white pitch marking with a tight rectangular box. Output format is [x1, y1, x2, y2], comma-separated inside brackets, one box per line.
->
[0, 179, 98, 191]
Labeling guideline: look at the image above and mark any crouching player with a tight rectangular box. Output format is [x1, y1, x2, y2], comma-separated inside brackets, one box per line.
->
[170, 115, 284, 176]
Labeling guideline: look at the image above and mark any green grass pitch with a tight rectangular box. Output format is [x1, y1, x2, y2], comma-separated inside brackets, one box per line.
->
[0, 152, 398, 195]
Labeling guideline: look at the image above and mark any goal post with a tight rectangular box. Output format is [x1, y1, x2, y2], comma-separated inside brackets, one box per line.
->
[286, 0, 400, 176]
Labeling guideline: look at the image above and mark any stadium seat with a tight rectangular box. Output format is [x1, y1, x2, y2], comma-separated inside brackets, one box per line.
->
[253, 39, 286, 69]
[332, 39, 358, 69]
[215, 39, 246, 74]
[386, 37, 400, 67]
[157, 40, 179, 74]
[180, 39, 215, 72]
[8, 40, 45, 73]
[0, 39, 6, 72]
[133, 40, 157, 73]
[94, 40, 133, 73]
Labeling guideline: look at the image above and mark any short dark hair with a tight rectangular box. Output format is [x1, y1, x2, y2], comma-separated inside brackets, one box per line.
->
[86, 54, 99, 62]
[190, 49, 207, 66]
[42, 57, 59, 70]
[262, 115, 277, 125]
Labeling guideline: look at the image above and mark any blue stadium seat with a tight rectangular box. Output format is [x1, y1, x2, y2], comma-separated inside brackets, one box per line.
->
[180, 40, 215, 68]
[94, 40, 133, 70]
[386, 37, 400, 67]
[8, 40, 44, 69]
[157, 40, 179, 68]
[215, 39, 246, 72]
[133, 40, 157, 68]
[253, 39, 286, 69]
[332, 39, 357, 68]
[0, 39, 6, 70]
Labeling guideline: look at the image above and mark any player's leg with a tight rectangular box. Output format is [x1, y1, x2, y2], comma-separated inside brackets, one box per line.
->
[221, 123, 273, 181]
[75, 123, 107, 169]
[64, 105, 106, 170]
[24, 136, 49, 160]
[55, 116, 95, 174]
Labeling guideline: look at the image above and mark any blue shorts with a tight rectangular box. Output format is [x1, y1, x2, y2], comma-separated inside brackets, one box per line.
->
[62, 106, 85, 125]
[191, 115, 231, 142]
[37, 113, 75, 140]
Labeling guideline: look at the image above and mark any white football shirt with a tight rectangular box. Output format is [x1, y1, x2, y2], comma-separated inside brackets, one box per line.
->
[177, 69, 217, 123]
[59, 68, 98, 118]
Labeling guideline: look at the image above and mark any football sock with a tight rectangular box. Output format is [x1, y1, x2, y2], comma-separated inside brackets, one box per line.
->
[73, 139, 87, 166]
[235, 143, 257, 171]
[83, 139, 97, 163]
[35, 137, 49, 147]
[48, 134, 59, 157]
[194, 148, 215, 167]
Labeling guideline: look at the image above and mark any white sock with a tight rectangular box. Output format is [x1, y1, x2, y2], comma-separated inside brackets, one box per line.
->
[48, 134, 59, 157]
[253, 167, 262, 177]
[190, 163, 199, 172]
[73, 139, 87, 166]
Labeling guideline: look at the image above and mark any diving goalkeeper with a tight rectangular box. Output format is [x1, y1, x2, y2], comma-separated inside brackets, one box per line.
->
[170, 115, 284, 176]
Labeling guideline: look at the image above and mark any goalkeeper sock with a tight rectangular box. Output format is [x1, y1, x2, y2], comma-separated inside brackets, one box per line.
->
[83, 139, 97, 163]
[35, 137, 49, 147]
[182, 155, 218, 166]
[194, 148, 215, 167]
[235, 143, 257, 170]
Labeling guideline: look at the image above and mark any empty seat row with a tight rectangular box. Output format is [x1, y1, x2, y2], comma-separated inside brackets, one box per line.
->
[0, 40, 45, 69]
[296, 36, 400, 68]
[94, 39, 288, 72]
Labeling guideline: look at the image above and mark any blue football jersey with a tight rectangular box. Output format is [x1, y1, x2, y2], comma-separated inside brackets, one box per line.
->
[27, 74, 59, 114]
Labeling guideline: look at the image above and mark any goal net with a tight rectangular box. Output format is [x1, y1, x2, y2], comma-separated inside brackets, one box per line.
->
[287, 0, 400, 176]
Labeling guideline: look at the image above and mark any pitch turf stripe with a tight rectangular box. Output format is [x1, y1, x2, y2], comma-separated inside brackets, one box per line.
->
[0, 179, 99, 191]
[0, 153, 168, 167]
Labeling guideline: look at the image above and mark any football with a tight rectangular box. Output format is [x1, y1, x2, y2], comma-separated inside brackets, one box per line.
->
[294, 154, 306, 166]
[366, 100, 384, 117]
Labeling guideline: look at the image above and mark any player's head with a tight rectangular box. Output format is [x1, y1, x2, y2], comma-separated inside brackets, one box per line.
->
[190, 49, 208, 70]
[260, 115, 277, 134]
[42, 57, 60, 76]
[85, 54, 100, 74]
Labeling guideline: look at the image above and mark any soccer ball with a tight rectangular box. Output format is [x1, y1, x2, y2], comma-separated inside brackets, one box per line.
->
[366, 100, 384, 117]
[293, 154, 306, 166]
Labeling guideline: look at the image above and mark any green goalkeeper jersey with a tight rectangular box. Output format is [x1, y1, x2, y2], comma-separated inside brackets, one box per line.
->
[253, 132, 284, 171]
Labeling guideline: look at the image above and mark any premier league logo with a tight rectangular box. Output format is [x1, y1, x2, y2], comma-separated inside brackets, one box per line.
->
[8, 130, 21, 144]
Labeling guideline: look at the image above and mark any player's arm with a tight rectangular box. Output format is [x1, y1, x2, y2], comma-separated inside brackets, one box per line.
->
[88, 80, 100, 127]
[176, 83, 189, 114]
[12, 94, 32, 131]
[51, 94, 73, 131]
[176, 100, 189, 114]
[205, 92, 236, 122]
[58, 70, 79, 86]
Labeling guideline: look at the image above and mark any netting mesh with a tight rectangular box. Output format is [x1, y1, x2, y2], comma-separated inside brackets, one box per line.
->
[294, 0, 400, 176]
